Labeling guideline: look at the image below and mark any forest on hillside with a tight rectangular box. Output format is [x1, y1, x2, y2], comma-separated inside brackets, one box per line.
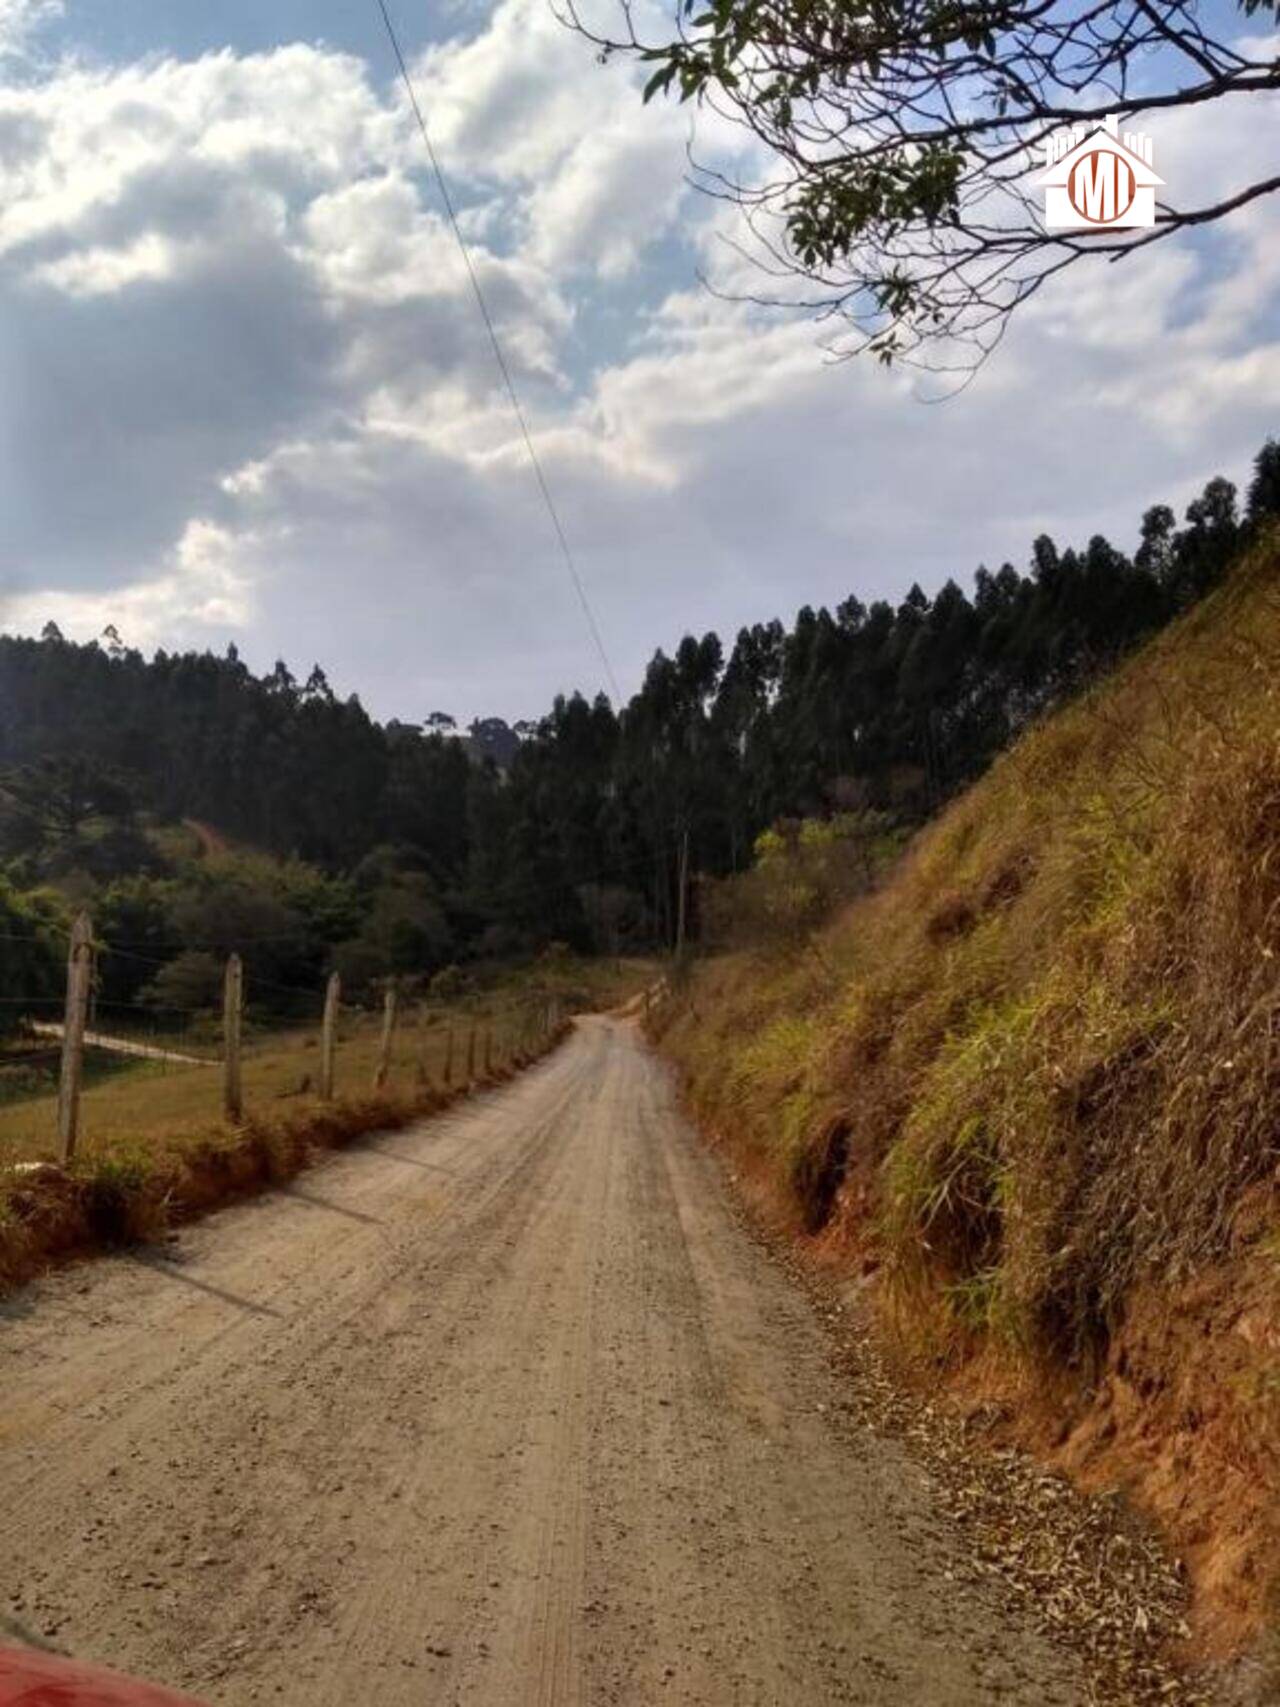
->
[1, 438, 1277, 1020]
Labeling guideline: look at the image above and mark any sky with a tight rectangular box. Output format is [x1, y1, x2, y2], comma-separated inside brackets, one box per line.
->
[0, 0, 1277, 725]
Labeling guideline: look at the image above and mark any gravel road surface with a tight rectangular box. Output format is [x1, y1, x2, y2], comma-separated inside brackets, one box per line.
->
[0, 1017, 1084, 1706]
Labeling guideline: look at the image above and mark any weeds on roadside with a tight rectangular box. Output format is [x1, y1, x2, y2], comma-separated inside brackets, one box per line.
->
[663, 537, 1280, 1365]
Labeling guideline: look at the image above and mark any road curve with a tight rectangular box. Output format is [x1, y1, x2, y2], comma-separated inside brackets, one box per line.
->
[0, 1017, 1082, 1706]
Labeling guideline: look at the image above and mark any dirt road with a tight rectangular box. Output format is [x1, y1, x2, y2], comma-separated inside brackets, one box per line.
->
[0, 1018, 1084, 1706]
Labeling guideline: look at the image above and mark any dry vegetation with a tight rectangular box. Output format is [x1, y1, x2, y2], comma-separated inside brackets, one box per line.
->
[0, 955, 651, 1289]
[653, 541, 1280, 1656]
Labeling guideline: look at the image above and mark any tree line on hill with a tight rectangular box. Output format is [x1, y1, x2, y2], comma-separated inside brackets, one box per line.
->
[1, 437, 1276, 1020]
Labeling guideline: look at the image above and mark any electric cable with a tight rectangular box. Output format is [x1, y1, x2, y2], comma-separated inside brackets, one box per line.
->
[373, 0, 622, 705]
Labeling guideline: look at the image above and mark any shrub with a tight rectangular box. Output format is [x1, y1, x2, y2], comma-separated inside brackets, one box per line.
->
[140, 951, 224, 1015]
[0, 878, 65, 1035]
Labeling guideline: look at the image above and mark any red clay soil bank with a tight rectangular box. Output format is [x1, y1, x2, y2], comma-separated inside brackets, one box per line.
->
[686, 1092, 1280, 1668]
[841, 1197, 1279, 1660]
[1036, 1249, 1279, 1657]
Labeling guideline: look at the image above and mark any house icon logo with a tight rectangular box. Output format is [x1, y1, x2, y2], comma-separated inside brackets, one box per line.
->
[1038, 114, 1163, 230]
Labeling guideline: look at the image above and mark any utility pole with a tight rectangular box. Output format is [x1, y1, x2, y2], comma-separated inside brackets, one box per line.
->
[675, 825, 690, 959]
[57, 912, 93, 1165]
[375, 983, 398, 1091]
[223, 954, 244, 1123]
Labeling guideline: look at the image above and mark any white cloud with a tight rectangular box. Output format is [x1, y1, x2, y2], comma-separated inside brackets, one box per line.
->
[0, 46, 400, 261]
[522, 119, 690, 279]
[0, 0, 60, 61]
[412, 0, 699, 278]
[1, 519, 253, 647]
[0, 5, 1278, 722]
[31, 230, 176, 294]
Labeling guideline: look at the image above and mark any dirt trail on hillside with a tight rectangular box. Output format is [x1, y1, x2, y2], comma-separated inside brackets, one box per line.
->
[1, 1018, 1086, 1706]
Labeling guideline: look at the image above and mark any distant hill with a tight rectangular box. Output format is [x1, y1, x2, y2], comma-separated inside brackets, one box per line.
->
[2, 436, 1277, 975]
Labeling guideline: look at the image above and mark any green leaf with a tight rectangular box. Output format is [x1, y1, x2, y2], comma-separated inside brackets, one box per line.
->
[642, 63, 676, 103]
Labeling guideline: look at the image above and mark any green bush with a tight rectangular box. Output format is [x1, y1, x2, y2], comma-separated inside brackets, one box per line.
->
[0, 877, 65, 1035]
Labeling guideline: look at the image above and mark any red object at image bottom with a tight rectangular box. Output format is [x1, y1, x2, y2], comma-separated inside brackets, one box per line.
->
[0, 1649, 207, 1707]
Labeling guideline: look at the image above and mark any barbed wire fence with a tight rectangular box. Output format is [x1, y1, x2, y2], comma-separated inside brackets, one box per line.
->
[1, 911, 566, 1169]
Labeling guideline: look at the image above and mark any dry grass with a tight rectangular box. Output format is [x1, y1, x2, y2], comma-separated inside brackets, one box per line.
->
[0, 955, 650, 1170]
[0, 955, 653, 1288]
[658, 540, 1280, 1362]
[2, 1003, 522, 1170]
[653, 542, 1280, 1646]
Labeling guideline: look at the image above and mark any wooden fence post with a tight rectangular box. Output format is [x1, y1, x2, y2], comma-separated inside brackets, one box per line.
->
[416, 1002, 429, 1088]
[320, 971, 340, 1101]
[443, 1022, 454, 1087]
[484, 1021, 493, 1075]
[223, 953, 244, 1123]
[57, 912, 93, 1165]
[375, 983, 398, 1091]
[466, 1017, 477, 1082]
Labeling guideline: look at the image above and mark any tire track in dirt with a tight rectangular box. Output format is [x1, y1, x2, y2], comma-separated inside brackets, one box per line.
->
[2, 1018, 1086, 1705]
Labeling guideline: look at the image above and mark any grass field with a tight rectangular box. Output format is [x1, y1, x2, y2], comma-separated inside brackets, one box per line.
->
[0, 955, 653, 1177]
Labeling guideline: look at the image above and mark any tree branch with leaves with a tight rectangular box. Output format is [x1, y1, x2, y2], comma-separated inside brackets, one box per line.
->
[562, 0, 1280, 371]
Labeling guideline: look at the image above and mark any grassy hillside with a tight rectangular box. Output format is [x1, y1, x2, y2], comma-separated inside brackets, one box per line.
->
[654, 539, 1280, 1650]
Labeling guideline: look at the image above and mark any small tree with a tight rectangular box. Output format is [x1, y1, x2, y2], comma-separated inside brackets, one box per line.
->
[1246, 439, 1280, 528]
[0, 879, 64, 1035]
[140, 952, 224, 1016]
[0, 758, 135, 853]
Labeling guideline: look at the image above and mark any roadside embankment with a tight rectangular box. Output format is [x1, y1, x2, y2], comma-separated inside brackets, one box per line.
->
[649, 543, 1280, 1668]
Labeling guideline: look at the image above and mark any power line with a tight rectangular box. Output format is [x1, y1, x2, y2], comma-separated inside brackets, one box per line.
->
[373, 0, 622, 707]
